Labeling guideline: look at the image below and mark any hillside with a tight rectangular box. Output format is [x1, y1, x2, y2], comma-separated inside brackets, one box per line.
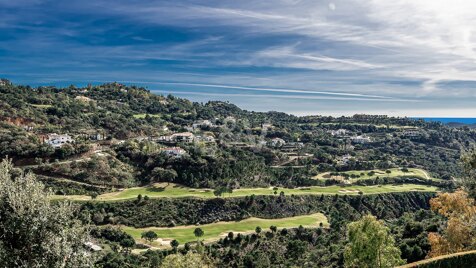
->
[1, 81, 472, 191]
[1, 80, 474, 267]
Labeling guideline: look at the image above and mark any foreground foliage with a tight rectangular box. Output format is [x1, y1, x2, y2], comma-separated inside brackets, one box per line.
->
[428, 189, 476, 257]
[344, 215, 404, 268]
[0, 159, 94, 267]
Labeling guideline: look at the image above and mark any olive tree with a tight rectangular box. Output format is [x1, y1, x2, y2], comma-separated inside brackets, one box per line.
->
[0, 158, 95, 267]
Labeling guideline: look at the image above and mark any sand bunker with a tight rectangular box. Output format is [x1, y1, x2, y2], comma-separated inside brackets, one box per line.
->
[338, 189, 360, 193]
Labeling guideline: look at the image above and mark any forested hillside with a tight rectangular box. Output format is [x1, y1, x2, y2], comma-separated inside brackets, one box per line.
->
[2, 80, 476, 267]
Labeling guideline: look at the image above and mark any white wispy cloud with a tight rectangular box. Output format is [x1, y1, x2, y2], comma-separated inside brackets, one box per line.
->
[2, 0, 476, 115]
[150, 90, 420, 102]
[151, 81, 393, 99]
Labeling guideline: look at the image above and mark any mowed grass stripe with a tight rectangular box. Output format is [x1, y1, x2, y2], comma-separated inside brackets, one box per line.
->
[51, 183, 438, 201]
[313, 168, 439, 181]
[121, 213, 328, 246]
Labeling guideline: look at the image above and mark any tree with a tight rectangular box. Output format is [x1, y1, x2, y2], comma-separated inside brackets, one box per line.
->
[213, 186, 232, 198]
[344, 214, 404, 268]
[0, 158, 95, 267]
[459, 149, 476, 198]
[161, 251, 215, 268]
[119, 236, 135, 254]
[427, 189, 476, 257]
[150, 167, 177, 184]
[213, 187, 224, 197]
[255, 226, 262, 234]
[287, 240, 307, 260]
[194, 228, 204, 240]
[141, 231, 158, 243]
[170, 239, 179, 252]
[226, 187, 233, 197]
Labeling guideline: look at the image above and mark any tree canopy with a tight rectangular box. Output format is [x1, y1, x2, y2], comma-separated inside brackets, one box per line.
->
[344, 214, 404, 268]
[0, 158, 94, 267]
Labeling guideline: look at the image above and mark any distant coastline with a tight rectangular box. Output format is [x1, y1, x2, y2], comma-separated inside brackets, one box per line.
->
[414, 118, 476, 125]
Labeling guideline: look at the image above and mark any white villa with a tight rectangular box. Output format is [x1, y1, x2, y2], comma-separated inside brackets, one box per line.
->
[172, 132, 195, 143]
[158, 132, 195, 143]
[44, 133, 74, 148]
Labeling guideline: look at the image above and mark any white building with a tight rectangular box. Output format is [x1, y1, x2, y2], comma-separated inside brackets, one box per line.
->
[268, 137, 286, 147]
[351, 135, 371, 144]
[161, 147, 186, 157]
[403, 130, 421, 138]
[171, 132, 195, 143]
[158, 132, 195, 143]
[44, 134, 74, 148]
[330, 129, 348, 136]
[90, 132, 105, 141]
[158, 135, 172, 142]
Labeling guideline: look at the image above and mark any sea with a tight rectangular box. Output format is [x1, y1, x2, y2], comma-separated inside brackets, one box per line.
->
[414, 118, 476, 125]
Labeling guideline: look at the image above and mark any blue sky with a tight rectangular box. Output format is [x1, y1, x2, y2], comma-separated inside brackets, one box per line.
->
[1, 0, 476, 116]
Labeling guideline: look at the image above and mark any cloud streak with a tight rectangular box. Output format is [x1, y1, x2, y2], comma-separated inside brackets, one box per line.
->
[151, 82, 394, 99]
[150, 89, 422, 102]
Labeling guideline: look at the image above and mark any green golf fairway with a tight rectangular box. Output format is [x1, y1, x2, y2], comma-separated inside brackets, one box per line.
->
[122, 213, 328, 246]
[52, 183, 438, 202]
[313, 168, 438, 182]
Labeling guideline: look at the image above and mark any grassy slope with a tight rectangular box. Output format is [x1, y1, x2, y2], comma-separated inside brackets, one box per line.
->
[52, 183, 438, 201]
[313, 168, 439, 182]
[122, 213, 328, 246]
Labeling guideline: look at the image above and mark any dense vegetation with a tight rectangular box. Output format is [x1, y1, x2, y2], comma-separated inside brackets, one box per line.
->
[81, 192, 433, 228]
[3, 80, 476, 267]
[0, 159, 95, 267]
[1, 81, 474, 190]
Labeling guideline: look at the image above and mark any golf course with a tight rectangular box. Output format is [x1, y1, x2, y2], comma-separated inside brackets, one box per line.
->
[313, 168, 438, 182]
[121, 213, 328, 247]
[52, 182, 439, 202]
